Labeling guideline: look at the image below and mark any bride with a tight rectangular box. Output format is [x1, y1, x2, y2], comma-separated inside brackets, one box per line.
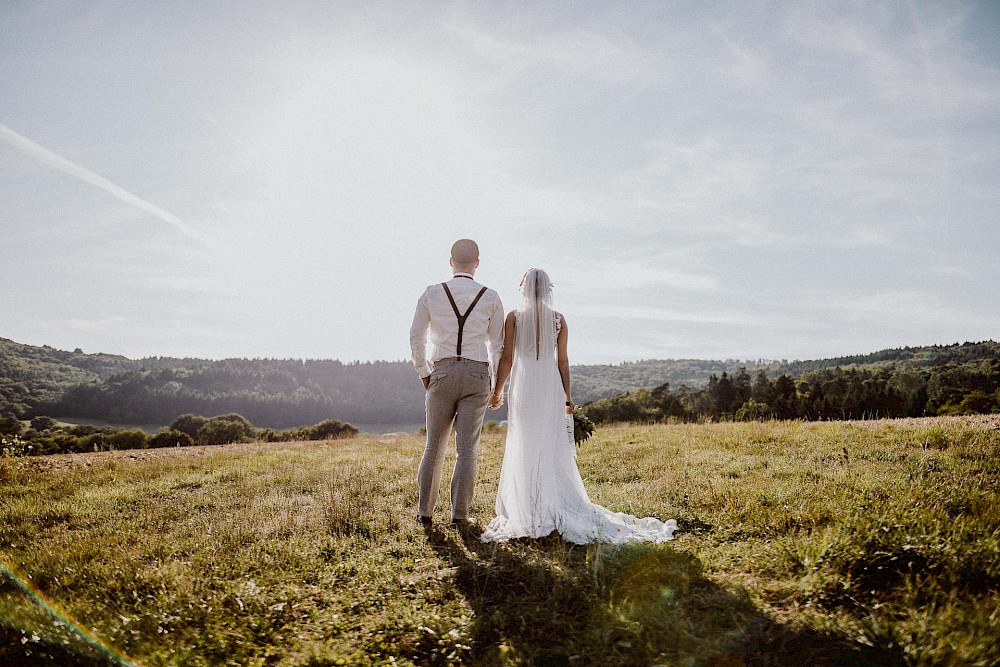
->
[481, 268, 678, 544]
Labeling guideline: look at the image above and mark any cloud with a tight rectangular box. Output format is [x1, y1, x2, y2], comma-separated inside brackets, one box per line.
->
[1, 2, 997, 363]
[0, 123, 208, 246]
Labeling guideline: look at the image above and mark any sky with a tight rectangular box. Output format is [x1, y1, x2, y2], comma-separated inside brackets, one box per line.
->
[1, 1, 998, 365]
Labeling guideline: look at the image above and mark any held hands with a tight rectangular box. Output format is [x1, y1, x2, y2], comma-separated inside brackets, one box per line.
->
[487, 391, 570, 411]
[489, 391, 504, 410]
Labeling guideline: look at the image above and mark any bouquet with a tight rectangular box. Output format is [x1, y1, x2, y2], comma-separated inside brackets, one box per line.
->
[570, 409, 595, 447]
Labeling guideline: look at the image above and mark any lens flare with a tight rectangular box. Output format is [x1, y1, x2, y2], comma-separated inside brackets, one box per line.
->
[0, 553, 142, 667]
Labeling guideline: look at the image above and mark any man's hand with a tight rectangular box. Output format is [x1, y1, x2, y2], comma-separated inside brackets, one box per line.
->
[422, 376, 430, 390]
[489, 392, 504, 410]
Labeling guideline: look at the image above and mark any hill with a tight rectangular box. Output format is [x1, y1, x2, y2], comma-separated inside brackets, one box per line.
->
[574, 341, 1000, 403]
[2, 337, 998, 428]
[571, 358, 776, 402]
[0, 338, 423, 427]
[582, 341, 1000, 423]
[0, 338, 137, 414]
[775, 340, 1000, 375]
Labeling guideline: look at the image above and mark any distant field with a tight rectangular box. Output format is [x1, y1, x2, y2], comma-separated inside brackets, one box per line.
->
[2, 417, 998, 666]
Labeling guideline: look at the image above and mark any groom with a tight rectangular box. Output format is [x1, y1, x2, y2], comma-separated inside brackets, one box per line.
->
[410, 239, 505, 527]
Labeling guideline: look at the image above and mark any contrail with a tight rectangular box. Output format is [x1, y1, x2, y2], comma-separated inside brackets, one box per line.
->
[0, 123, 207, 245]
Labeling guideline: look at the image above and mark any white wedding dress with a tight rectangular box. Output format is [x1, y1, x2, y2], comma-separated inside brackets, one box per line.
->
[481, 269, 677, 545]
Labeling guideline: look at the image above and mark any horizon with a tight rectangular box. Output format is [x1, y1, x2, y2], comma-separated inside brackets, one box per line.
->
[2, 2, 998, 364]
[4, 332, 994, 369]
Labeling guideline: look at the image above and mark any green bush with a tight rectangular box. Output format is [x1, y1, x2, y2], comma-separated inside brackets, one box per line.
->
[256, 427, 304, 442]
[32, 433, 79, 455]
[0, 415, 22, 436]
[148, 429, 194, 449]
[197, 419, 246, 446]
[68, 424, 103, 437]
[255, 428, 281, 442]
[582, 388, 661, 423]
[30, 416, 58, 432]
[109, 429, 149, 450]
[78, 433, 110, 452]
[307, 419, 358, 440]
[735, 400, 774, 421]
[212, 413, 255, 438]
[170, 414, 208, 439]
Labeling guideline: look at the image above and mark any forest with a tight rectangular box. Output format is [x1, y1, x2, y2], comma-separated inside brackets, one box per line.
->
[0, 337, 773, 427]
[0, 338, 424, 427]
[2, 337, 999, 429]
[583, 341, 1000, 423]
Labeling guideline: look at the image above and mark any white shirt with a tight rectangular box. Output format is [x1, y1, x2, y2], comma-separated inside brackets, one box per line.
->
[410, 273, 505, 380]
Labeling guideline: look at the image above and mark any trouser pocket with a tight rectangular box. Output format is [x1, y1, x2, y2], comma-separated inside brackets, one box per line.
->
[428, 370, 449, 388]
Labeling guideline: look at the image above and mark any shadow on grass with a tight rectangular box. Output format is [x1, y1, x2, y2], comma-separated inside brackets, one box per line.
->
[425, 524, 905, 667]
[0, 623, 119, 667]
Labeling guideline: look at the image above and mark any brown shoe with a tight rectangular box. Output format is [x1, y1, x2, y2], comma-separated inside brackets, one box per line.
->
[417, 515, 432, 526]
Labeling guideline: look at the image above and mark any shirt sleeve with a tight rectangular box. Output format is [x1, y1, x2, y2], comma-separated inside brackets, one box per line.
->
[409, 290, 433, 378]
[486, 292, 505, 382]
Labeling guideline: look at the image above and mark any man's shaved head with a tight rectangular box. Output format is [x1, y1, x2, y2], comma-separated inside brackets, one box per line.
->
[451, 239, 480, 265]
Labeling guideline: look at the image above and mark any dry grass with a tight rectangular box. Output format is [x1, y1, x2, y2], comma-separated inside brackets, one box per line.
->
[2, 417, 999, 665]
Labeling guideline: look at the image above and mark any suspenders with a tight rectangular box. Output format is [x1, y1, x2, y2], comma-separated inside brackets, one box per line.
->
[441, 282, 488, 357]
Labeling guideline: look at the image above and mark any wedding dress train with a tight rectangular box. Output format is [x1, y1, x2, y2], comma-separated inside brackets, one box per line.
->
[481, 271, 677, 544]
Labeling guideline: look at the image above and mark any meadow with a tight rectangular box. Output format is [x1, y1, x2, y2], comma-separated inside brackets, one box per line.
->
[1, 417, 998, 666]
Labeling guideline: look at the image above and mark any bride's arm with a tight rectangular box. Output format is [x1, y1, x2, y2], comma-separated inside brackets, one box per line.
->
[490, 312, 517, 408]
[557, 316, 573, 413]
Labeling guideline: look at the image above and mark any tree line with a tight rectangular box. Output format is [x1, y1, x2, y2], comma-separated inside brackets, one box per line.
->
[1, 342, 427, 427]
[3, 337, 998, 428]
[1, 337, 792, 425]
[582, 354, 1000, 423]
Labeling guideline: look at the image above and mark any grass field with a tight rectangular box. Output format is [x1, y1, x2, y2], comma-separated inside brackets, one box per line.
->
[2, 417, 999, 666]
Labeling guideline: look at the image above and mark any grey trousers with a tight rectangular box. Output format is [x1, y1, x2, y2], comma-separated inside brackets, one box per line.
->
[417, 357, 490, 520]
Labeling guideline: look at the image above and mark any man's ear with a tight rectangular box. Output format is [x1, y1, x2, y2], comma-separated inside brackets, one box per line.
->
[474, 259, 481, 269]
[450, 257, 455, 268]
